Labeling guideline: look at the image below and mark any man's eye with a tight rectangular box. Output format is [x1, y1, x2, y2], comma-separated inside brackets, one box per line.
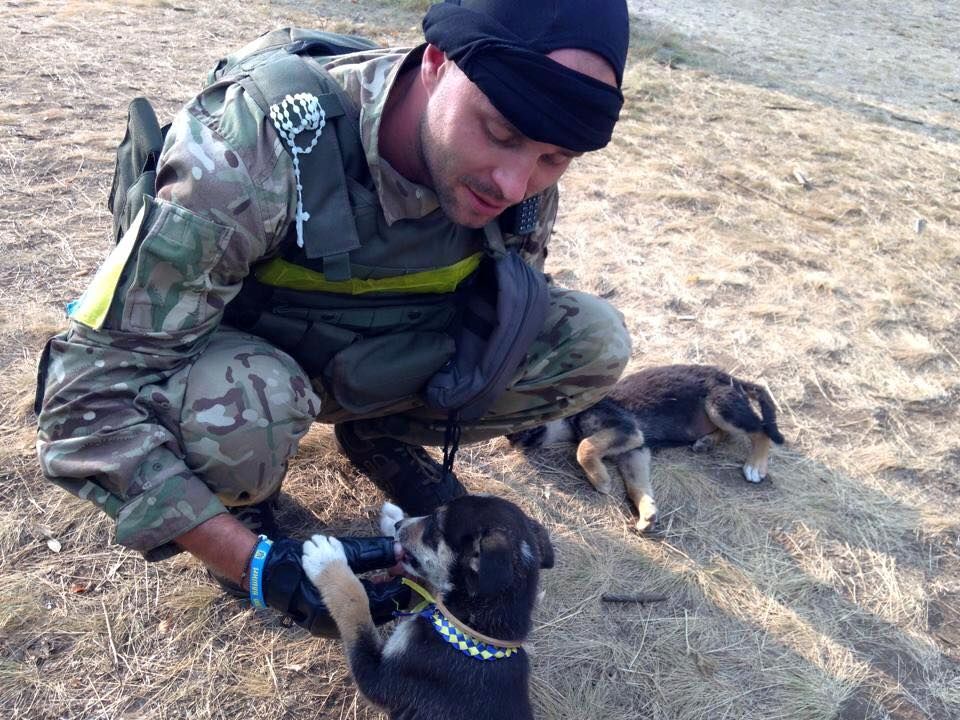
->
[541, 154, 569, 168]
[486, 125, 518, 147]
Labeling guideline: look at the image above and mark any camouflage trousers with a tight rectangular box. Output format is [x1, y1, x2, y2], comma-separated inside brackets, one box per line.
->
[182, 288, 630, 506]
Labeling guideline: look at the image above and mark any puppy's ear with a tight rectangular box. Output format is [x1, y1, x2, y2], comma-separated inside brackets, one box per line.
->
[527, 518, 554, 569]
[476, 530, 514, 595]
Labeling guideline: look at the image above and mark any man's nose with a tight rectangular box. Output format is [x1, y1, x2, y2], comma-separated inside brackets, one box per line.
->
[492, 156, 536, 205]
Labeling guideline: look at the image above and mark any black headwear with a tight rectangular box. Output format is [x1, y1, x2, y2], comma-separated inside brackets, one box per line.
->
[422, 0, 629, 152]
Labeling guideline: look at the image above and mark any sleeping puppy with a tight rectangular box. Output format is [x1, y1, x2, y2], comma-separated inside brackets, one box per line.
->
[508, 364, 785, 532]
[302, 496, 554, 720]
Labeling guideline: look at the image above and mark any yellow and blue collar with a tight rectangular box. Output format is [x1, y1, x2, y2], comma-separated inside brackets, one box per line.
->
[400, 578, 520, 662]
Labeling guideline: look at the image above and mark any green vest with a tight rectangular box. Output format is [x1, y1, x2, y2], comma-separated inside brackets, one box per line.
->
[215, 32, 500, 417]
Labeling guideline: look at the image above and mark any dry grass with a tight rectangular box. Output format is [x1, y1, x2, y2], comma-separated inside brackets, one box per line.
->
[2, 1, 959, 718]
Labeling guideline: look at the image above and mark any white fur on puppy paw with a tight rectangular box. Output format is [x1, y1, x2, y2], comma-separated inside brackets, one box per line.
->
[380, 502, 405, 537]
[302, 534, 348, 582]
[742, 464, 765, 483]
[635, 499, 658, 533]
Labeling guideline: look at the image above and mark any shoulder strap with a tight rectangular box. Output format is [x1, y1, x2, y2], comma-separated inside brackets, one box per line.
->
[424, 223, 550, 421]
[239, 52, 363, 279]
[207, 27, 379, 86]
[206, 28, 379, 280]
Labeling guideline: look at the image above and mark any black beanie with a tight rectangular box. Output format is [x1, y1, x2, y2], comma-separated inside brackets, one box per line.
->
[423, 0, 630, 152]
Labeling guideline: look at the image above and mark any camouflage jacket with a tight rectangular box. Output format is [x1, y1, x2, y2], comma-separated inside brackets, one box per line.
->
[35, 46, 559, 559]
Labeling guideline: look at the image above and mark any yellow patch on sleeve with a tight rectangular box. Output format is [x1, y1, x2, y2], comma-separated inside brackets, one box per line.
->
[71, 203, 149, 330]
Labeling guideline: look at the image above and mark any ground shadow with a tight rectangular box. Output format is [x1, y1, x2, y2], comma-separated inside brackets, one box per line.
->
[503, 437, 959, 719]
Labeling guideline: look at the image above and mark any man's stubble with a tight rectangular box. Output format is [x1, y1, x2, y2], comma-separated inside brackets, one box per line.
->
[417, 113, 504, 229]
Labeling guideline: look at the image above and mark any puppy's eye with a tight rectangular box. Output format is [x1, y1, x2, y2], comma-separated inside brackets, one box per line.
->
[422, 517, 440, 549]
[456, 532, 481, 555]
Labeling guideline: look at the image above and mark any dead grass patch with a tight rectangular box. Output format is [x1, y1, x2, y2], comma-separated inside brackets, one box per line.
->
[1, 0, 958, 718]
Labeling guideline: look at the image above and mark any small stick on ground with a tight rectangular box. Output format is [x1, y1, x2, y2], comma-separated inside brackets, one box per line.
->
[601, 593, 668, 604]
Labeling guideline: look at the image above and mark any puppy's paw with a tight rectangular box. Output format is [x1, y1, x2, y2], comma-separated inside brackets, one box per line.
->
[592, 477, 614, 495]
[742, 463, 766, 483]
[692, 435, 716, 453]
[302, 534, 348, 584]
[380, 502, 405, 537]
[634, 498, 658, 534]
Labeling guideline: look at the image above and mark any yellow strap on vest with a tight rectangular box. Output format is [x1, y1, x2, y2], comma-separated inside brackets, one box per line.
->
[71, 203, 147, 330]
[254, 252, 483, 295]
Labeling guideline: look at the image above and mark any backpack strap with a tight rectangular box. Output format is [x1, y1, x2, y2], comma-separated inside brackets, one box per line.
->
[207, 27, 379, 86]
[424, 222, 550, 422]
[239, 53, 361, 280]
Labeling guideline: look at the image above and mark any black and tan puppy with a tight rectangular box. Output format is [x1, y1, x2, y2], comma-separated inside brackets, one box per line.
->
[302, 496, 554, 720]
[508, 364, 785, 532]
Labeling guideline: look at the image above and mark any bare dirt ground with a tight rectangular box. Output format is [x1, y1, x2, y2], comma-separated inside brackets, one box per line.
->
[629, 0, 960, 142]
[2, 1, 959, 719]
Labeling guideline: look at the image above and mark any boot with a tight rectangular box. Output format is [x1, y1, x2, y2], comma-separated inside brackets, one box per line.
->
[334, 421, 466, 516]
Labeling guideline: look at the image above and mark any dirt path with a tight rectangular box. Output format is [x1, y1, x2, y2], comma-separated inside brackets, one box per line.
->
[630, 0, 960, 140]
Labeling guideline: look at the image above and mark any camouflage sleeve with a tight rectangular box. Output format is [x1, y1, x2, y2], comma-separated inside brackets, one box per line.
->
[36, 82, 296, 559]
[506, 183, 559, 273]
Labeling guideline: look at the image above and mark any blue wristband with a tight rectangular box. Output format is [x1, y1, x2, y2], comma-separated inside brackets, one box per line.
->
[248, 535, 273, 610]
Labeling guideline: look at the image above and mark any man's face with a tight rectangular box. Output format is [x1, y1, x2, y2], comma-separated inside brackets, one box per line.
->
[418, 57, 584, 228]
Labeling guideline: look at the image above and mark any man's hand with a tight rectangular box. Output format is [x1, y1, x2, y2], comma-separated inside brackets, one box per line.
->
[176, 513, 410, 637]
[263, 538, 410, 637]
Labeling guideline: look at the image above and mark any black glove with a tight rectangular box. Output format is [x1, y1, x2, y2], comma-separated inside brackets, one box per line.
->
[337, 536, 399, 574]
[261, 538, 411, 637]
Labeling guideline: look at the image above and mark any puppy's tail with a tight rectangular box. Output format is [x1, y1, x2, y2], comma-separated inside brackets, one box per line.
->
[741, 381, 785, 445]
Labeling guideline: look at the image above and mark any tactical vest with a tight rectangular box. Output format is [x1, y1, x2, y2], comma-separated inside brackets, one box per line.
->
[211, 30, 548, 421]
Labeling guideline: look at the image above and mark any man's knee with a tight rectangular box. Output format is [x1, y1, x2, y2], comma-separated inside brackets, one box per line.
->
[179, 330, 321, 505]
[520, 289, 631, 393]
[452, 290, 630, 438]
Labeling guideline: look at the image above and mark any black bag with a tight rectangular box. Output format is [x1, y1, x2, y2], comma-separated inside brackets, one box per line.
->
[107, 97, 167, 243]
[425, 251, 548, 422]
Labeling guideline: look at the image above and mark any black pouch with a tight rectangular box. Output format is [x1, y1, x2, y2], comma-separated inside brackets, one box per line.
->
[232, 310, 359, 379]
[424, 248, 549, 422]
[224, 282, 459, 405]
[107, 98, 168, 243]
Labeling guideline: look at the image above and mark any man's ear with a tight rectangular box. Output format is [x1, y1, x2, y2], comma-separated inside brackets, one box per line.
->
[475, 530, 514, 595]
[527, 518, 555, 569]
[420, 43, 448, 95]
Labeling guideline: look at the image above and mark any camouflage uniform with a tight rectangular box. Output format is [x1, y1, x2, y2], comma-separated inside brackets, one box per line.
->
[36, 47, 631, 561]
